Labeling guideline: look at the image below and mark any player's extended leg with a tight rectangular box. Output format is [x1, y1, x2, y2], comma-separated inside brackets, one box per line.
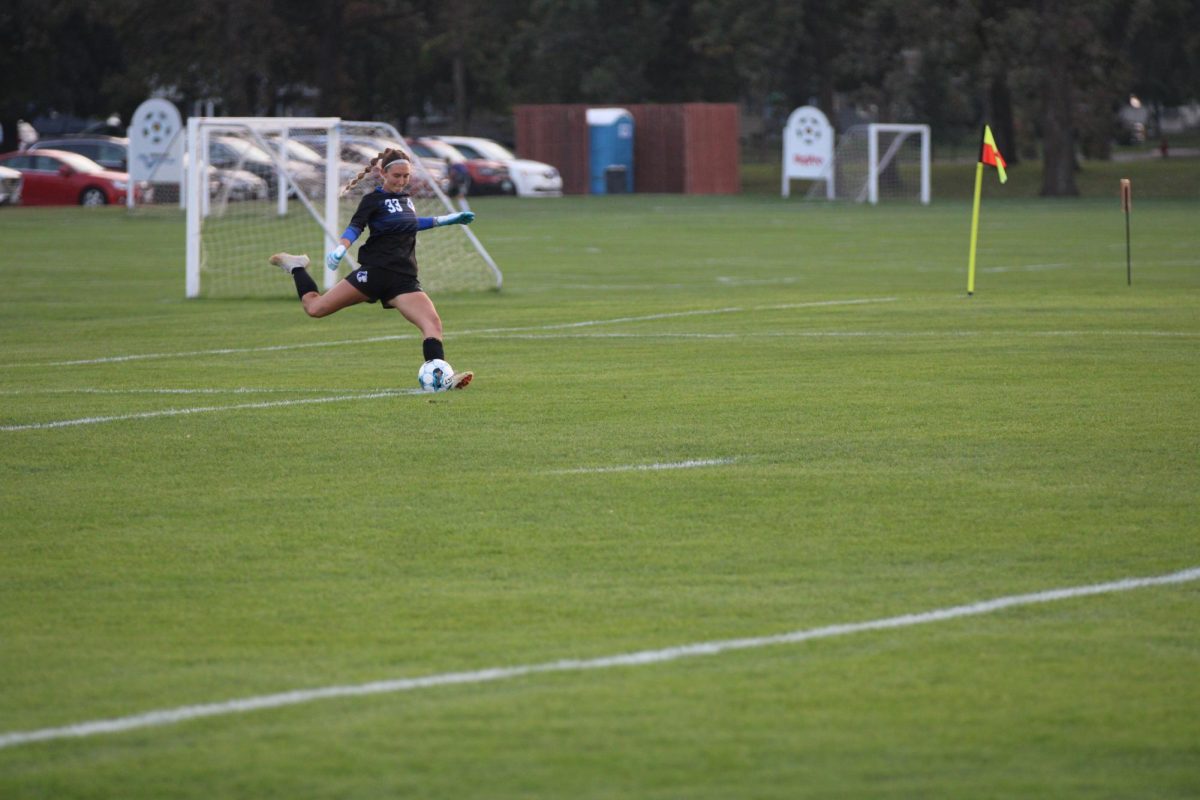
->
[270, 253, 367, 317]
[298, 280, 368, 318]
[388, 292, 473, 389]
[387, 290, 442, 339]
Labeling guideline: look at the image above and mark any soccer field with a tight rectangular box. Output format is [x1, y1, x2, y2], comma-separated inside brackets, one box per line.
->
[1, 195, 1198, 798]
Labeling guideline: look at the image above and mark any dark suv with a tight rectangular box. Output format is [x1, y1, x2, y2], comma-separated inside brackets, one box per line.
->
[28, 134, 130, 171]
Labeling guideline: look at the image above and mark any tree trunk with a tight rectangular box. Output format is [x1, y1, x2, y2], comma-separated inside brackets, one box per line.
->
[451, 0, 469, 132]
[453, 52, 468, 132]
[1039, 0, 1078, 196]
[315, 0, 346, 117]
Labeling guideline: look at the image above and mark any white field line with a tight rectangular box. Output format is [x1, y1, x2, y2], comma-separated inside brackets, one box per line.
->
[549, 457, 736, 474]
[0, 298, 897, 369]
[486, 330, 1200, 341]
[980, 262, 1072, 273]
[716, 276, 801, 286]
[1026, 330, 1200, 337]
[1, 565, 1196, 751]
[1, 335, 415, 369]
[0, 388, 399, 396]
[484, 298, 897, 333]
[0, 391, 418, 432]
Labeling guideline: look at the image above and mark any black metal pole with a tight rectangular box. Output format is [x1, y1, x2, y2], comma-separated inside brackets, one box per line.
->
[1121, 179, 1132, 286]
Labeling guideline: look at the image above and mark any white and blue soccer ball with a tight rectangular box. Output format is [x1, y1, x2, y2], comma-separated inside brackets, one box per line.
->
[417, 359, 454, 392]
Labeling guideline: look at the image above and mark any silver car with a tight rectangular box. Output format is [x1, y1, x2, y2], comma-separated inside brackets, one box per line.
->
[208, 135, 324, 198]
[29, 135, 130, 171]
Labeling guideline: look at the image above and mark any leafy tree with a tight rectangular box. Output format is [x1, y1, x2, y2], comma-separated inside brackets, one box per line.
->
[1121, 0, 1200, 137]
[0, 0, 128, 142]
[419, 0, 526, 131]
[512, 0, 671, 103]
[103, 0, 297, 116]
[1, 0, 1193, 182]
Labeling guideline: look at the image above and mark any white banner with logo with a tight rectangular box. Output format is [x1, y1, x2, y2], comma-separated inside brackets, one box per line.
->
[782, 106, 834, 198]
[128, 98, 184, 183]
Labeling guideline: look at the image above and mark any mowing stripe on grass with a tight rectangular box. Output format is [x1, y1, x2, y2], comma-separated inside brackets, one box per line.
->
[0, 298, 897, 368]
[1, 566, 1196, 751]
[0, 391, 417, 432]
[549, 458, 736, 474]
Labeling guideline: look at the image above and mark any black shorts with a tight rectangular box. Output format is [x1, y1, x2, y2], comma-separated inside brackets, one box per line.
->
[345, 267, 423, 306]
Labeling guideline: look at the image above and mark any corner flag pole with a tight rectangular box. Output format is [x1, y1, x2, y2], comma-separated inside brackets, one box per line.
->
[967, 161, 983, 296]
[1121, 178, 1132, 286]
[966, 124, 1008, 297]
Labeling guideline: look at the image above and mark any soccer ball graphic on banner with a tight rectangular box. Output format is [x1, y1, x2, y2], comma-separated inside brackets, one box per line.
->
[418, 359, 455, 392]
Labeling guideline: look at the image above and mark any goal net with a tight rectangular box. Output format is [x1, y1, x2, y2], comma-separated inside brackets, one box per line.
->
[184, 117, 502, 298]
[809, 123, 930, 204]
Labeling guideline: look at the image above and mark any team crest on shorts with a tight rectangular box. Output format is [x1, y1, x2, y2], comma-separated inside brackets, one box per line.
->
[356, 271, 368, 282]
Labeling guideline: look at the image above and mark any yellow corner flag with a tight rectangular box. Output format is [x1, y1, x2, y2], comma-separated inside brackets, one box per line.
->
[981, 124, 1008, 183]
[967, 124, 1008, 295]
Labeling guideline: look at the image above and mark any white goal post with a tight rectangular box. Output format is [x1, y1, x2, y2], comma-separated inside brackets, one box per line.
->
[185, 116, 502, 298]
[810, 123, 931, 205]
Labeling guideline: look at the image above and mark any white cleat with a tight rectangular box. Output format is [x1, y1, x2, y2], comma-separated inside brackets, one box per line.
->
[446, 371, 473, 390]
[269, 252, 310, 274]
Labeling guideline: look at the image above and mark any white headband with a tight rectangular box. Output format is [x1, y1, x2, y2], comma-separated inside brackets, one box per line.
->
[381, 155, 408, 171]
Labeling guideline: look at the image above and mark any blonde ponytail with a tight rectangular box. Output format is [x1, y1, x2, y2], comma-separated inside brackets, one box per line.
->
[338, 147, 409, 197]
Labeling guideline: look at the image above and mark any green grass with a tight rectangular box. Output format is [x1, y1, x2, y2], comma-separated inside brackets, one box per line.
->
[1, 192, 1198, 799]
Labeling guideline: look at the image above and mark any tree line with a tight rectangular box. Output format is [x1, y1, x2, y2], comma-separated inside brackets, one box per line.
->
[1, 0, 1196, 195]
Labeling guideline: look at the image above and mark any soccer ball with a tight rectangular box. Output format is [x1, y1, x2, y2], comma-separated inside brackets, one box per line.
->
[417, 359, 454, 392]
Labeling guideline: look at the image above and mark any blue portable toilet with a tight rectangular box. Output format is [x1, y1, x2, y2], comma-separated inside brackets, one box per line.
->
[588, 108, 634, 194]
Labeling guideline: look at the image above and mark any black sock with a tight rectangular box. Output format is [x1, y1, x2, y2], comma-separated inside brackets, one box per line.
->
[423, 337, 445, 362]
[292, 268, 318, 299]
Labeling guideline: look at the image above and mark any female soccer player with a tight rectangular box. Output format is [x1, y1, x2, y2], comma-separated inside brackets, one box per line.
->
[270, 147, 474, 390]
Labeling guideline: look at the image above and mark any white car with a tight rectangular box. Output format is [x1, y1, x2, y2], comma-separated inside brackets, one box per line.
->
[433, 135, 562, 197]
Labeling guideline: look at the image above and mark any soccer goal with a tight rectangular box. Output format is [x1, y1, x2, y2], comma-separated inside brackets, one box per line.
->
[184, 117, 502, 298]
[809, 123, 931, 204]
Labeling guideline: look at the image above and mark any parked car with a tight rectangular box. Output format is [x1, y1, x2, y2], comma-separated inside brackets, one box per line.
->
[398, 138, 454, 195]
[206, 164, 269, 201]
[282, 136, 367, 194]
[0, 165, 22, 205]
[295, 135, 449, 197]
[208, 135, 324, 198]
[32, 135, 266, 203]
[29, 134, 129, 171]
[0, 149, 150, 205]
[432, 135, 562, 197]
[411, 137, 515, 197]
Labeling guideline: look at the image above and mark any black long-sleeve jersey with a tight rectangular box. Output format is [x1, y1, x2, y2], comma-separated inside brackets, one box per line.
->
[343, 188, 436, 276]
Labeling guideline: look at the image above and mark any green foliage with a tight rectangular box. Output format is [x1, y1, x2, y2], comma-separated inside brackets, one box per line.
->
[3, 0, 1196, 152]
[1, 195, 1198, 797]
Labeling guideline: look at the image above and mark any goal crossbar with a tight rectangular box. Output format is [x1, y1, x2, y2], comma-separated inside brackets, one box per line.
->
[866, 124, 931, 205]
[810, 123, 931, 205]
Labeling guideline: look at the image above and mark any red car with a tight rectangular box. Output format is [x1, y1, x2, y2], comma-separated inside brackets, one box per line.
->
[410, 137, 515, 197]
[0, 148, 150, 206]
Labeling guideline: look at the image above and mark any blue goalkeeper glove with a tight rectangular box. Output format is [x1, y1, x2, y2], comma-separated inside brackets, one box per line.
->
[325, 244, 346, 271]
[435, 211, 475, 226]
